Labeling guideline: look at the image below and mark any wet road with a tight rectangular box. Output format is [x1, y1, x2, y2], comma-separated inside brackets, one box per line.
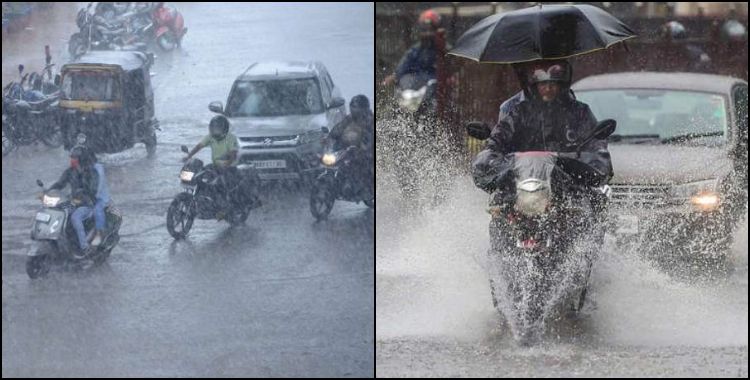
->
[2, 3, 374, 377]
[376, 175, 748, 377]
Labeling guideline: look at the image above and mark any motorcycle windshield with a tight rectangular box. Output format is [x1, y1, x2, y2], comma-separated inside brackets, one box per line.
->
[512, 152, 556, 183]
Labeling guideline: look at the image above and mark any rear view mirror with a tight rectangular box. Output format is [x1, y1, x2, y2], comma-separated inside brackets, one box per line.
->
[208, 101, 223, 114]
[329, 97, 345, 109]
[466, 121, 491, 140]
[180, 145, 189, 154]
[592, 119, 617, 140]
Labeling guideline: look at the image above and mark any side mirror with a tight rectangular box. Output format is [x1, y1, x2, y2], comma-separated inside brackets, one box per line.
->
[592, 119, 617, 140]
[208, 101, 223, 114]
[180, 145, 189, 154]
[466, 121, 491, 140]
[54, 74, 61, 87]
[576, 119, 617, 155]
[329, 97, 345, 109]
[321, 126, 329, 134]
[36, 179, 44, 188]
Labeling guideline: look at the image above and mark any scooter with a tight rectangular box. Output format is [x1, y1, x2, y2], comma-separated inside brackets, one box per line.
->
[27, 179, 122, 279]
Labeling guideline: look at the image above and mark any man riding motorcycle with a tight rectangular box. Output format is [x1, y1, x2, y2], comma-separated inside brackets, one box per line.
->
[473, 58, 613, 233]
[182, 115, 246, 212]
[382, 9, 445, 88]
[325, 95, 374, 198]
[46, 146, 103, 257]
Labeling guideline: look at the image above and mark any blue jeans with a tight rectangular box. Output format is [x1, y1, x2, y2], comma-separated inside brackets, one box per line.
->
[71, 206, 93, 250]
[94, 198, 108, 231]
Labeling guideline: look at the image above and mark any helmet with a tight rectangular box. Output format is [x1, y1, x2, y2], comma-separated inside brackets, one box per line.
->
[660, 21, 687, 41]
[70, 145, 94, 169]
[209, 115, 230, 141]
[417, 9, 442, 36]
[349, 95, 371, 118]
[720, 19, 747, 42]
[526, 60, 571, 85]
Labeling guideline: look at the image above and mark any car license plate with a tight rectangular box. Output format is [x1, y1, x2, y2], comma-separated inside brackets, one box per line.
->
[252, 160, 286, 169]
[35, 212, 51, 223]
[615, 214, 639, 234]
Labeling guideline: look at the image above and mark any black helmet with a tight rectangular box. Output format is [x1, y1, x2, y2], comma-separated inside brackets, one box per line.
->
[349, 95, 371, 120]
[70, 145, 95, 168]
[209, 115, 230, 140]
[660, 21, 687, 41]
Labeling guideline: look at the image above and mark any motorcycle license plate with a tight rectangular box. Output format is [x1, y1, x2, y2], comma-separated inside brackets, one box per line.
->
[35, 212, 51, 223]
[616, 214, 639, 234]
[252, 160, 286, 169]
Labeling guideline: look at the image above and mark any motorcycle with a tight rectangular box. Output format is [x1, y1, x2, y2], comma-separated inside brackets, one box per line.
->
[27, 179, 123, 279]
[309, 130, 374, 220]
[2, 55, 63, 156]
[152, 2, 187, 52]
[166, 145, 261, 239]
[467, 119, 616, 345]
[68, 2, 147, 58]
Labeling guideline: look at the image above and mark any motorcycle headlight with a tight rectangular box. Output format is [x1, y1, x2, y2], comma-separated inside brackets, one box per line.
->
[514, 179, 550, 217]
[321, 153, 336, 166]
[43, 194, 61, 207]
[669, 179, 721, 210]
[180, 170, 195, 182]
[398, 87, 427, 113]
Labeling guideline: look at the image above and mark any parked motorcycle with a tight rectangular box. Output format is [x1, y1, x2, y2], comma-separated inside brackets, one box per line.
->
[309, 131, 374, 220]
[467, 119, 616, 345]
[68, 2, 147, 58]
[152, 2, 187, 52]
[2, 55, 63, 156]
[166, 145, 261, 239]
[27, 179, 122, 279]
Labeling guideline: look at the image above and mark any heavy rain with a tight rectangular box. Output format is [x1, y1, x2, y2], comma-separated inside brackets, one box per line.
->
[3, 2, 374, 377]
[376, 2, 747, 377]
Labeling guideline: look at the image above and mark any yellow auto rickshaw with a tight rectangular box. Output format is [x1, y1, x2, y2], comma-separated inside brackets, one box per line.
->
[58, 50, 158, 155]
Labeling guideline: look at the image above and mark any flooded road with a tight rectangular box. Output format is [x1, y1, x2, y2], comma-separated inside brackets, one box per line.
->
[3, 3, 374, 377]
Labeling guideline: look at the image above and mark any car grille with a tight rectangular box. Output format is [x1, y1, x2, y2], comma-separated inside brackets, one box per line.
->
[610, 184, 671, 208]
[239, 135, 297, 143]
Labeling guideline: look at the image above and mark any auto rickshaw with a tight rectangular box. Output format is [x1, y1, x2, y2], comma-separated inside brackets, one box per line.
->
[58, 50, 158, 155]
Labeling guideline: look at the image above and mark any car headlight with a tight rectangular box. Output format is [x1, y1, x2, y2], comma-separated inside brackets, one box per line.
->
[321, 153, 336, 166]
[180, 170, 195, 182]
[669, 179, 721, 210]
[514, 179, 550, 217]
[43, 194, 61, 207]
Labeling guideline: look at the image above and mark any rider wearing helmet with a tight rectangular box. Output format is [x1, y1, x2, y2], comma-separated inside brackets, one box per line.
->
[473, 59, 612, 193]
[381, 9, 445, 87]
[183, 115, 252, 211]
[326, 95, 374, 197]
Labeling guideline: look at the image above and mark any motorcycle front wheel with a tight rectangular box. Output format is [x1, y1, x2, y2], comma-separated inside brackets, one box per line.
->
[2, 127, 15, 156]
[26, 255, 51, 279]
[68, 33, 88, 58]
[157, 32, 176, 51]
[310, 182, 335, 221]
[39, 122, 64, 147]
[167, 193, 195, 239]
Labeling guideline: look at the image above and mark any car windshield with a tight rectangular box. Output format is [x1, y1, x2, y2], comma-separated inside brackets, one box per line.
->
[61, 70, 120, 101]
[225, 78, 324, 117]
[576, 89, 728, 144]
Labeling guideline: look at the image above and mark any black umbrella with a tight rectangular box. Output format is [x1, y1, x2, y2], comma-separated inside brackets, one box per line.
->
[448, 4, 637, 64]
